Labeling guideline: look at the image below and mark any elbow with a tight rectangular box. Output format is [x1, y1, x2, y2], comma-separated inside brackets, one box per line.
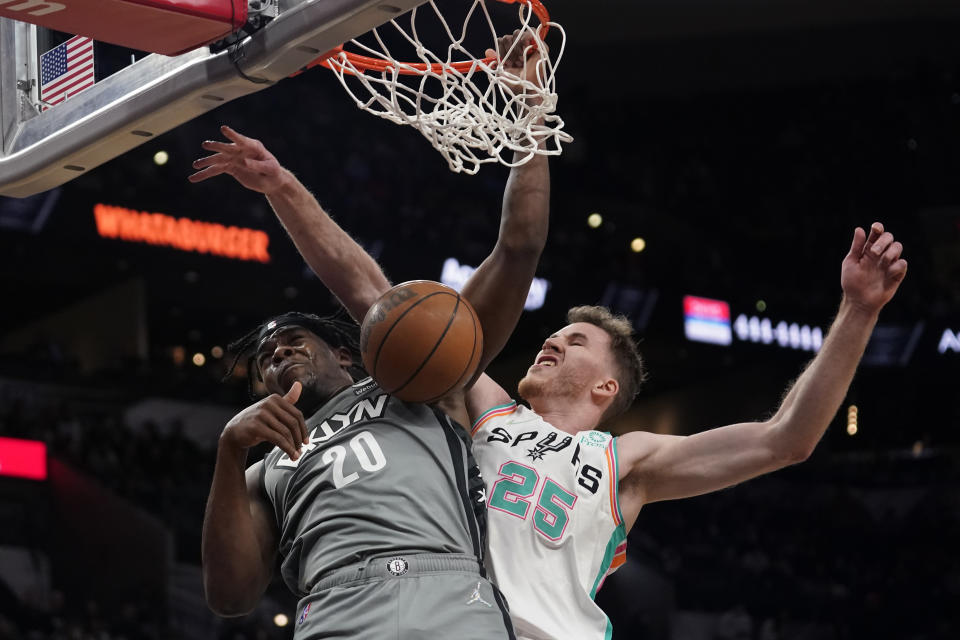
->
[765, 421, 815, 466]
[205, 590, 257, 618]
[203, 575, 260, 617]
[497, 234, 547, 261]
[773, 441, 815, 466]
[783, 445, 814, 465]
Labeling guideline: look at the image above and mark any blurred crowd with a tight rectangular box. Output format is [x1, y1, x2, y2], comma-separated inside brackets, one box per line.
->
[0, 383, 212, 560]
[599, 457, 960, 640]
[0, 590, 162, 640]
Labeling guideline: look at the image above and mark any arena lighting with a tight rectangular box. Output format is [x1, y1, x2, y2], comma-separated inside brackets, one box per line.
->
[153, 151, 169, 166]
[274, 614, 289, 627]
[938, 328, 960, 354]
[441, 257, 548, 311]
[93, 204, 271, 263]
[630, 237, 646, 253]
[192, 353, 206, 367]
[733, 314, 823, 353]
[847, 405, 858, 436]
[0, 437, 47, 481]
[211, 346, 224, 359]
[587, 213, 602, 228]
[755, 300, 767, 312]
[683, 295, 732, 346]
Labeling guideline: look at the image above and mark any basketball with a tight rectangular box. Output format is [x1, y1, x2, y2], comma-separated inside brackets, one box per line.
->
[360, 280, 484, 403]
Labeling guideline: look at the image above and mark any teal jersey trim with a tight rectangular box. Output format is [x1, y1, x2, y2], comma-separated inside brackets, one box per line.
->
[609, 435, 626, 527]
[589, 513, 627, 600]
[471, 401, 518, 429]
[592, 433, 627, 640]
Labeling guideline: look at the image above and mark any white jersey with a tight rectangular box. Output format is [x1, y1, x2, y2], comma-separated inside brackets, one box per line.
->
[471, 402, 627, 640]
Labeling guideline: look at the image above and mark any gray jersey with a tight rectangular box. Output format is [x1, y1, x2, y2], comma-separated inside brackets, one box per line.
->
[261, 377, 486, 597]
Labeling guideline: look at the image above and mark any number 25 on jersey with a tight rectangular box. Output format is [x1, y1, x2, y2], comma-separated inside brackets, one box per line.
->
[488, 461, 577, 541]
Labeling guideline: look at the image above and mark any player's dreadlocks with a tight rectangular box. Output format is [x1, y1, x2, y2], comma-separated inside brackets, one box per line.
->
[225, 311, 367, 398]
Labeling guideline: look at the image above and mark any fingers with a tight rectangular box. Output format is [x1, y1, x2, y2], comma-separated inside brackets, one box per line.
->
[188, 150, 252, 183]
[258, 409, 302, 459]
[506, 39, 534, 67]
[887, 258, 908, 284]
[191, 153, 221, 170]
[219, 125, 251, 145]
[270, 390, 309, 445]
[879, 240, 903, 268]
[188, 154, 227, 182]
[187, 164, 228, 183]
[264, 398, 308, 452]
[497, 29, 535, 62]
[200, 140, 237, 154]
[284, 380, 303, 404]
[860, 222, 884, 258]
[847, 227, 866, 259]
[867, 231, 895, 260]
[198, 127, 263, 159]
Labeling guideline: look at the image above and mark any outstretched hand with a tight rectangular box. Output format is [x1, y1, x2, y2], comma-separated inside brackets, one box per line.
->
[189, 126, 288, 195]
[840, 222, 908, 314]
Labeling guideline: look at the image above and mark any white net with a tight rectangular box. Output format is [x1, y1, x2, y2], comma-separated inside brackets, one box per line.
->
[320, 0, 570, 174]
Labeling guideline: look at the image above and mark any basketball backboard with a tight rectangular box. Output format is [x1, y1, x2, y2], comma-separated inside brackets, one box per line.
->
[0, 0, 427, 198]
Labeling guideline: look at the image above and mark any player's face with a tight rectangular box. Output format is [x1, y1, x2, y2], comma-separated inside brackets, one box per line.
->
[255, 326, 353, 401]
[518, 322, 617, 402]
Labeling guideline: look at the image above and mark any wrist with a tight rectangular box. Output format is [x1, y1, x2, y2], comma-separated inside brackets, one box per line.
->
[263, 168, 298, 199]
[217, 433, 250, 465]
[838, 295, 881, 323]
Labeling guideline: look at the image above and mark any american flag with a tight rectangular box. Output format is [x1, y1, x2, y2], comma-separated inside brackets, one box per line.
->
[40, 36, 95, 109]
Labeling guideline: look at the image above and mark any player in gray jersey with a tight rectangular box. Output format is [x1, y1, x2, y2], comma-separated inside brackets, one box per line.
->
[197, 35, 547, 639]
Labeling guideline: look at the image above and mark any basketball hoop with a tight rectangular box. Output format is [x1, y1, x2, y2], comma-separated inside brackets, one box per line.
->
[304, 0, 569, 174]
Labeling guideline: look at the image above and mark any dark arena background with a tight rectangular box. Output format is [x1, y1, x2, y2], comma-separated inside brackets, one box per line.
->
[1, 1, 959, 638]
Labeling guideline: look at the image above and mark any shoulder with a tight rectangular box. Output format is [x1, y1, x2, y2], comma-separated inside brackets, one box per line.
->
[469, 399, 522, 437]
[350, 376, 379, 396]
[464, 373, 513, 428]
[615, 430, 684, 482]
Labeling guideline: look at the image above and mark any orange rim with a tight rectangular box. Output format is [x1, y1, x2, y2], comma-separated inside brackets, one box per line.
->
[297, 0, 551, 77]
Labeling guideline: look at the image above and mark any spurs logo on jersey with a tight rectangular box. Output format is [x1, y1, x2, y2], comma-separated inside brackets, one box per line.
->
[486, 427, 574, 461]
[471, 401, 628, 640]
[276, 393, 388, 468]
[525, 432, 573, 461]
[485, 425, 602, 492]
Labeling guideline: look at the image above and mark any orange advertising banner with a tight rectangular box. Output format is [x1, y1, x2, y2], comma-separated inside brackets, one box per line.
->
[93, 203, 270, 263]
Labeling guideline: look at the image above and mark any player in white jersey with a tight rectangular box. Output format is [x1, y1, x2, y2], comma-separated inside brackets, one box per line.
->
[469, 402, 625, 639]
[463, 222, 908, 639]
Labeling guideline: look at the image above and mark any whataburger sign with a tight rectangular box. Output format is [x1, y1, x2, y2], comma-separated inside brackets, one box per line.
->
[93, 203, 270, 263]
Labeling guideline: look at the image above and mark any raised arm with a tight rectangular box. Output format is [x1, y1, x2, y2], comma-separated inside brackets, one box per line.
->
[189, 126, 391, 323]
[618, 223, 907, 508]
[202, 383, 308, 615]
[462, 32, 552, 417]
